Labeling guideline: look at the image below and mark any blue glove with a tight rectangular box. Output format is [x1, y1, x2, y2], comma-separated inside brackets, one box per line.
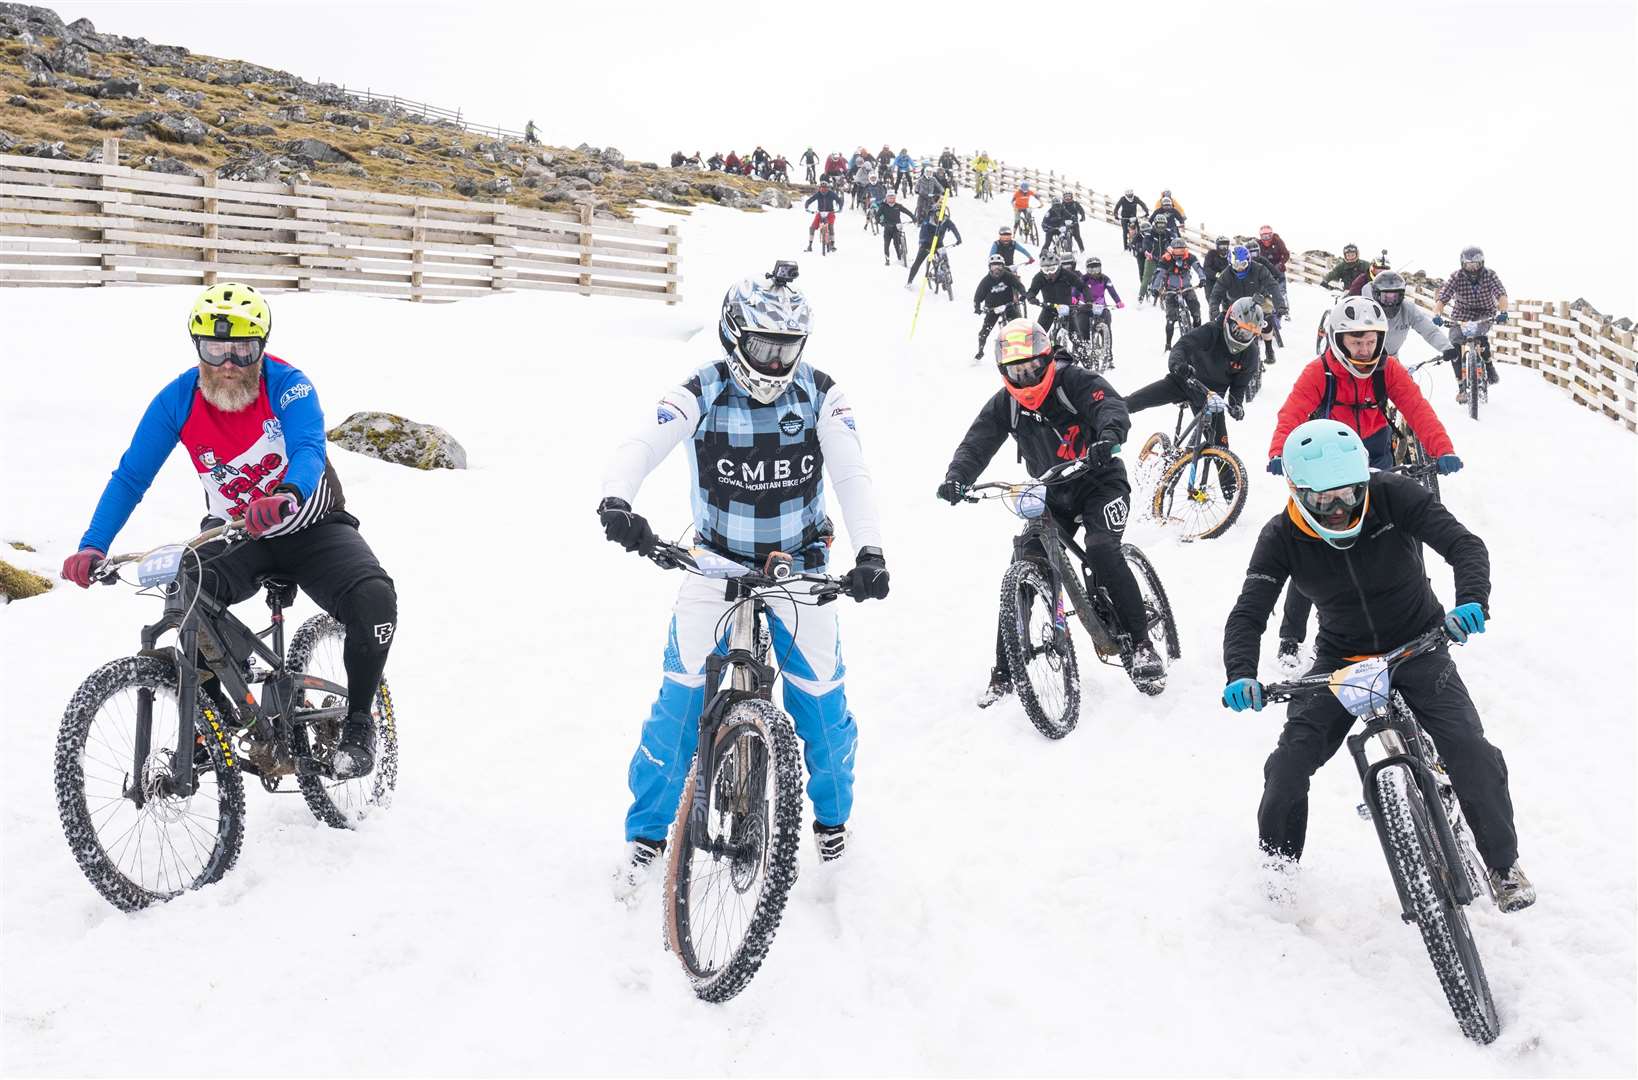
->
[1222, 678, 1265, 712]
[1436, 453, 1463, 475]
[1445, 603, 1487, 643]
[1267, 458, 1283, 476]
[1495, 311, 1509, 323]
[1432, 315, 1445, 327]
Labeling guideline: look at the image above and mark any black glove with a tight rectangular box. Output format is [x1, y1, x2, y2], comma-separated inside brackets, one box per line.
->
[596, 497, 657, 556]
[843, 546, 889, 602]
[1086, 439, 1115, 468]
[936, 478, 969, 504]
[973, 305, 982, 315]
[1441, 346, 1461, 362]
[1228, 402, 1245, 421]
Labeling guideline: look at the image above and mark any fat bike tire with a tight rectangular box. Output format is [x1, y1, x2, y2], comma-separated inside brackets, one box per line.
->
[1152, 445, 1248, 540]
[1122, 544, 1181, 662]
[663, 698, 803, 1003]
[999, 560, 1080, 740]
[286, 614, 399, 829]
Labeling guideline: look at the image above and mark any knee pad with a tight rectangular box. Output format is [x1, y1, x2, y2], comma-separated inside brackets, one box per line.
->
[340, 577, 397, 648]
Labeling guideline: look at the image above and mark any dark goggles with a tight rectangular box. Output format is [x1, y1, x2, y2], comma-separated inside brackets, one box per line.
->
[742, 331, 805, 376]
[1377, 289, 1404, 308]
[1297, 481, 1368, 526]
[195, 337, 265, 368]
[1000, 355, 1049, 388]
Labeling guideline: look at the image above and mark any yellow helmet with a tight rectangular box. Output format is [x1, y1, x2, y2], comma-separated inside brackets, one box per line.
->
[188, 282, 271, 341]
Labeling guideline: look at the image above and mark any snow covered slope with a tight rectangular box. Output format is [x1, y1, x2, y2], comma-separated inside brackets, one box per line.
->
[2, 196, 1633, 1076]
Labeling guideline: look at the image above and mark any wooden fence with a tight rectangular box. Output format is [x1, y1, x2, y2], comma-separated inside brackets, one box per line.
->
[328, 86, 526, 142]
[0, 138, 681, 304]
[953, 156, 1636, 433]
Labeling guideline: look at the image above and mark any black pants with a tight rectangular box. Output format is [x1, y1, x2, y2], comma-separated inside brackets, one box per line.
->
[1070, 306, 1113, 353]
[978, 303, 1022, 349]
[1258, 646, 1519, 871]
[1162, 291, 1202, 345]
[993, 477, 1147, 669]
[189, 515, 397, 715]
[906, 239, 937, 282]
[1448, 326, 1495, 382]
[1035, 303, 1062, 336]
[1278, 433, 1394, 642]
[1125, 374, 1236, 498]
[883, 225, 905, 261]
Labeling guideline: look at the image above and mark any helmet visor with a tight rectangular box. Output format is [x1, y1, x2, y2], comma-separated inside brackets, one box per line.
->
[1297, 482, 1368, 531]
[1227, 315, 1261, 348]
[195, 337, 265, 368]
[742, 332, 805, 376]
[1377, 289, 1403, 311]
[1000, 355, 1049, 388]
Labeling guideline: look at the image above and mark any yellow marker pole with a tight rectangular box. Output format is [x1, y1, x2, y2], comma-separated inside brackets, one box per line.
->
[908, 191, 951, 340]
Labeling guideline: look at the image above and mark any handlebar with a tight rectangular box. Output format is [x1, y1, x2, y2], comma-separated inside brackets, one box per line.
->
[92, 520, 245, 583]
[647, 541, 848, 602]
[1260, 625, 1452, 704]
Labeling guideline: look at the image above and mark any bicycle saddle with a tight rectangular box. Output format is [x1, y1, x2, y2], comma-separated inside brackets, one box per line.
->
[256, 575, 298, 610]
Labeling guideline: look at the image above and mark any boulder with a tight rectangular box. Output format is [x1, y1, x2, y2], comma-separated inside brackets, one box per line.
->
[286, 137, 357, 164]
[535, 150, 555, 166]
[523, 161, 555, 181]
[47, 40, 93, 77]
[325, 111, 370, 129]
[163, 87, 205, 109]
[93, 76, 142, 99]
[598, 146, 623, 166]
[0, 129, 14, 152]
[331, 162, 368, 178]
[20, 140, 70, 159]
[275, 104, 307, 122]
[565, 175, 594, 191]
[148, 111, 207, 145]
[393, 131, 414, 145]
[142, 155, 199, 177]
[0, 4, 68, 39]
[574, 142, 597, 154]
[759, 187, 792, 209]
[452, 177, 478, 196]
[7, 93, 30, 107]
[484, 177, 513, 195]
[217, 151, 302, 182]
[399, 178, 443, 193]
[327, 412, 467, 471]
[369, 144, 408, 161]
[227, 122, 276, 137]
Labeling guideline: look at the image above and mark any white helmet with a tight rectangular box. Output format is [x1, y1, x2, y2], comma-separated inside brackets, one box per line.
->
[1326, 295, 1389, 377]
[719, 277, 812, 403]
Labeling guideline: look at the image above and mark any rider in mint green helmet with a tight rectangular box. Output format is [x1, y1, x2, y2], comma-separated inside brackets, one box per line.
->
[1281, 419, 1369, 549]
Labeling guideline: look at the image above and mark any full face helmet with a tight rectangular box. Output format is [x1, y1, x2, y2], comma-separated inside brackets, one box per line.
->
[1223, 296, 1265, 355]
[993, 318, 1056, 410]
[719, 276, 812, 404]
[1460, 245, 1485, 274]
[1326, 295, 1389, 378]
[1372, 270, 1407, 316]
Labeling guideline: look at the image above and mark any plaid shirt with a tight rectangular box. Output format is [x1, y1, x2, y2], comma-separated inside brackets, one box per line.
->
[1436, 268, 1507, 321]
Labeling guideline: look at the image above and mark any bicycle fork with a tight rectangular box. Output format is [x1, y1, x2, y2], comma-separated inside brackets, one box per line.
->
[687, 594, 773, 857]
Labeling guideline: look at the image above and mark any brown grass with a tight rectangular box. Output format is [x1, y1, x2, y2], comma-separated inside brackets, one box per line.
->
[0, 558, 52, 600]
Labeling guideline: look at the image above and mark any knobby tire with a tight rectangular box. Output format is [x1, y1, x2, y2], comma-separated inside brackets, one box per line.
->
[1152, 445, 1248, 540]
[998, 560, 1080, 740]
[286, 614, 399, 829]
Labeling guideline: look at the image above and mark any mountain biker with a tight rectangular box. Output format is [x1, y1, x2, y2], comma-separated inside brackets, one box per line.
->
[973, 254, 1028, 359]
[1344, 250, 1391, 296]
[894, 148, 914, 195]
[1114, 189, 1150, 244]
[1209, 245, 1279, 324]
[823, 150, 848, 184]
[1011, 180, 1043, 232]
[1139, 223, 1174, 299]
[876, 191, 916, 265]
[1364, 270, 1452, 359]
[972, 150, 994, 196]
[1321, 243, 1369, 290]
[1148, 237, 1207, 347]
[1148, 195, 1185, 239]
[1150, 189, 1186, 218]
[1222, 418, 1534, 913]
[706, 152, 724, 171]
[1131, 221, 1154, 291]
[1125, 297, 1265, 502]
[906, 205, 962, 287]
[1203, 236, 1233, 284]
[1042, 191, 1087, 254]
[939, 147, 959, 188]
[60, 282, 397, 780]
[913, 163, 949, 223]
[1026, 254, 1080, 340]
[937, 319, 1165, 701]
[1433, 245, 1510, 402]
[804, 178, 844, 252]
[876, 144, 894, 175]
[989, 225, 1036, 269]
[1265, 294, 1462, 669]
[771, 153, 789, 183]
[800, 147, 818, 183]
[1071, 256, 1126, 359]
[600, 270, 888, 895]
[751, 146, 770, 176]
[1255, 225, 1291, 317]
[723, 150, 742, 174]
[850, 159, 877, 209]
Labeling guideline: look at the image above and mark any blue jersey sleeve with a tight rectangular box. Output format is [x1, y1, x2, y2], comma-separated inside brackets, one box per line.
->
[79, 372, 195, 553]
[265, 361, 326, 501]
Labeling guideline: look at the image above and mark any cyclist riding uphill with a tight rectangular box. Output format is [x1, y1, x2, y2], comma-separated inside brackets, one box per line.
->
[60, 283, 397, 780]
[1220, 419, 1533, 912]
[598, 265, 889, 897]
[936, 319, 1165, 704]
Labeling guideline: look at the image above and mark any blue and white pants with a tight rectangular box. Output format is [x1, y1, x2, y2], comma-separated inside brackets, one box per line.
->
[624, 573, 858, 842]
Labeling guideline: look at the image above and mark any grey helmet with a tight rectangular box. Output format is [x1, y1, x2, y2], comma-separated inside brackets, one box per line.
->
[1460, 245, 1485, 273]
[719, 276, 812, 404]
[1371, 270, 1407, 315]
[1215, 235, 1231, 251]
[1223, 296, 1266, 355]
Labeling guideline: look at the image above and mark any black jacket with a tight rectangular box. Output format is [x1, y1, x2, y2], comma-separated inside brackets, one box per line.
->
[1114, 194, 1149, 221]
[973, 269, 1025, 310]
[1149, 208, 1185, 236]
[945, 364, 1132, 490]
[1026, 268, 1078, 307]
[877, 202, 915, 230]
[1044, 202, 1084, 232]
[1167, 323, 1258, 407]
[1223, 472, 1491, 679]
[918, 216, 961, 246]
[1203, 248, 1231, 282]
[804, 190, 844, 213]
[1210, 260, 1280, 312]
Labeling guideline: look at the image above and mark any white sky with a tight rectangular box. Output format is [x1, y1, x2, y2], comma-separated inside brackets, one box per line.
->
[62, 0, 1638, 313]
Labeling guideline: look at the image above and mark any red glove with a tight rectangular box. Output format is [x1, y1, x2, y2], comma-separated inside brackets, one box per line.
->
[245, 493, 299, 538]
[62, 547, 106, 589]
[1116, 301, 1126, 309]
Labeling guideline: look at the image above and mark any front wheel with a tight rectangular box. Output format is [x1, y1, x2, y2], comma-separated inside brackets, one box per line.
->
[664, 698, 803, 1003]
[1465, 347, 1482, 421]
[54, 656, 246, 911]
[999, 560, 1080, 740]
[1375, 765, 1500, 1044]
[1152, 445, 1248, 541]
[287, 614, 399, 829]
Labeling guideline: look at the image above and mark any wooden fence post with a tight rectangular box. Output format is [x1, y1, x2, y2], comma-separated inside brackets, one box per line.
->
[410, 202, 426, 302]
[201, 171, 218, 287]
[283, 178, 307, 291]
[97, 136, 118, 286]
[577, 202, 593, 296]
[665, 224, 679, 306]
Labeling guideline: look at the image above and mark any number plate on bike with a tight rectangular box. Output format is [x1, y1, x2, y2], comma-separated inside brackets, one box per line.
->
[1328, 656, 1392, 717]
[689, 548, 752, 578]
[136, 544, 187, 587]
[1005, 484, 1048, 519]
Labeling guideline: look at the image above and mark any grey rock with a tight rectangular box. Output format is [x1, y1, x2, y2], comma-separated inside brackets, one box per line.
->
[163, 87, 205, 109]
[142, 155, 199, 177]
[275, 104, 307, 122]
[759, 186, 792, 209]
[369, 144, 408, 161]
[535, 150, 555, 166]
[394, 131, 414, 145]
[90, 110, 128, 130]
[227, 122, 276, 137]
[286, 137, 357, 164]
[94, 76, 142, 99]
[327, 412, 467, 471]
[20, 139, 70, 159]
[0, 128, 14, 151]
[574, 142, 597, 154]
[325, 111, 370, 129]
[217, 151, 301, 182]
[438, 144, 467, 158]
[668, 180, 692, 196]
[148, 112, 207, 145]
[399, 178, 443, 193]
[47, 41, 93, 77]
[484, 177, 513, 195]
[331, 162, 368, 177]
[453, 177, 478, 196]
[0, 4, 67, 39]
[7, 94, 30, 107]
[598, 146, 623, 166]
[566, 175, 594, 190]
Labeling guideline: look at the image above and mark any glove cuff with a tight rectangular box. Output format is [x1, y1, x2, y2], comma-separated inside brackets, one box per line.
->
[856, 545, 886, 567]
[596, 496, 631, 515]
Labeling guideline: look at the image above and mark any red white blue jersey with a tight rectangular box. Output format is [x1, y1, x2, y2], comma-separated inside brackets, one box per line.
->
[80, 355, 343, 552]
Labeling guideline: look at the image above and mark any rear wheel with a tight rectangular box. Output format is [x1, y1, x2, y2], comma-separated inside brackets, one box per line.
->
[1089, 323, 1111, 371]
[1375, 765, 1500, 1044]
[287, 614, 399, 829]
[664, 698, 803, 1003]
[999, 560, 1080, 740]
[1122, 544, 1181, 662]
[54, 656, 245, 911]
[1152, 445, 1248, 540]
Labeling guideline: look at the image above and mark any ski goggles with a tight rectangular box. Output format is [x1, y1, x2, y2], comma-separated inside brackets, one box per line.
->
[194, 337, 265, 368]
[1376, 289, 1404, 308]
[742, 332, 805, 376]
[1297, 481, 1368, 524]
[1000, 355, 1049, 388]
[1226, 316, 1262, 346]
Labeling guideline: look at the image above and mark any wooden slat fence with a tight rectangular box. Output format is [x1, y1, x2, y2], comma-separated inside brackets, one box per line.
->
[952, 155, 1635, 433]
[0, 138, 681, 305]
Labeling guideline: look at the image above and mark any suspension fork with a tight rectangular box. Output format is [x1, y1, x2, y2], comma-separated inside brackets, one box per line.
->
[687, 589, 772, 852]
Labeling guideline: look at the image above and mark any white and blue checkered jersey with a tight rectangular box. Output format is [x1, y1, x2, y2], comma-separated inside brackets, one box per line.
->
[603, 359, 883, 570]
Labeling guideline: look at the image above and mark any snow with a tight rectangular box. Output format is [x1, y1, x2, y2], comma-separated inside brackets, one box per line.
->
[2, 195, 1634, 1076]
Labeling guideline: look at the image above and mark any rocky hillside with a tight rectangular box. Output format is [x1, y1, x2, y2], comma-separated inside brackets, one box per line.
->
[0, 3, 797, 219]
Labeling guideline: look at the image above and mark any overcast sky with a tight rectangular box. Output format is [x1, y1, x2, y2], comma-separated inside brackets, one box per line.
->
[63, 0, 1637, 312]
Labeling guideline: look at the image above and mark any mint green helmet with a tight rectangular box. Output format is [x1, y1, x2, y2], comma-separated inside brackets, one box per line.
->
[1282, 420, 1370, 549]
